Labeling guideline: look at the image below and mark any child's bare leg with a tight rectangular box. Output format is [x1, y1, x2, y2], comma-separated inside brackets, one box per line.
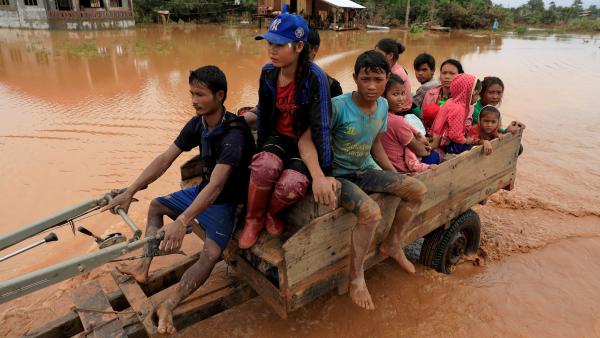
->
[349, 200, 380, 310]
[340, 178, 381, 310]
[379, 202, 417, 274]
[380, 176, 427, 273]
[156, 238, 222, 334]
[117, 200, 177, 283]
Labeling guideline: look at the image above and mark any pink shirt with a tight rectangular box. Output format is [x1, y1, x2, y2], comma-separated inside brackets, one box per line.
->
[405, 148, 430, 173]
[391, 64, 413, 112]
[381, 113, 420, 173]
[431, 74, 477, 146]
[421, 85, 442, 108]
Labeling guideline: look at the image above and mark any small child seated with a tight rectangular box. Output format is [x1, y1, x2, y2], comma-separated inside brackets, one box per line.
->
[381, 74, 438, 173]
[467, 105, 504, 155]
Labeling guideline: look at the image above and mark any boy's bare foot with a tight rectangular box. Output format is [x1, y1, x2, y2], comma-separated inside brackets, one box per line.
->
[349, 278, 375, 310]
[156, 301, 176, 335]
[380, 244, 416, 274]
[116, 262, 148, 284]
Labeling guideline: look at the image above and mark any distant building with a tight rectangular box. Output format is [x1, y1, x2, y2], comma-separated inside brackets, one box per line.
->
[257, 0, 365, 31]
[0, 0, 134, 29]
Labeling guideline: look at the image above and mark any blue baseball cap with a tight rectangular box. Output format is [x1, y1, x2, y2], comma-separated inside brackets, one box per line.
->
[255, 13, 309, 44]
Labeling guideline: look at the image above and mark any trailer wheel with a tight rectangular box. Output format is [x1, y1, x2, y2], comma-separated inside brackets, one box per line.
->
[419, 226, 444, 268]
[432, 209, 481, 274]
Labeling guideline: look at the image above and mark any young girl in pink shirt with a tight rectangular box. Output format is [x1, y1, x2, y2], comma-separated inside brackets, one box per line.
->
[375, 38, 412, 113]
[381, 75, 438, 173]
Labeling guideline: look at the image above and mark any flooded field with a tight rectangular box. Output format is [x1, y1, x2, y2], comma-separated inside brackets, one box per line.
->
[0, 25, 599, 337]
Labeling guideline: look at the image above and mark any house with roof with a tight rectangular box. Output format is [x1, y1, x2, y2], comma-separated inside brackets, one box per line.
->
[0, 0, 134, 29]
[257, 0, 366, 31]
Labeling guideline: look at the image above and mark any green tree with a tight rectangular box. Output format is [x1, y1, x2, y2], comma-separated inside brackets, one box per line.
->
[540, 7, 558, 23]
[571, 0, 583, 11]
[526, 0, 545, 13]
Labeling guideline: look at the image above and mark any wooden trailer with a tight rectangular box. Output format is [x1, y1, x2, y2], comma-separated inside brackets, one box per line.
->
[27, 132, 522, 337]
[223, 132, 522, 318]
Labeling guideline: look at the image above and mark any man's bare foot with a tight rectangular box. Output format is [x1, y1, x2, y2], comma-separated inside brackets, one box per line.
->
[156, 300, 176, 335]
[349, 278, 375, 310]
[116, 262, 148, 284]
[380, 244, 416, 274]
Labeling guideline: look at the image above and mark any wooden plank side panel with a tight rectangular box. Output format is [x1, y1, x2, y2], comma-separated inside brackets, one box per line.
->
[282, 181, 342, 230]
[286, 166, 513, 310]
[249, 236, 284, 266]
[283, 134, 521, 289]
[399, 134, 521, 244]
[288, 257, 349, 312]
[413, 133, 521, 212]
[234, 257, 288, 318]
[403, 170, 516, 245]
[283, 210, 355, 288]
[282, 194, 399, 288]
[70, 280, 125, 338]
[288, 250, 388, 312]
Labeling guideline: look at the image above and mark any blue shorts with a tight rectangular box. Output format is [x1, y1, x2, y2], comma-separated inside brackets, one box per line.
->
[444, 142, 472, 154]
[156, 186, 237, 251]
[421, 151, 441, 165]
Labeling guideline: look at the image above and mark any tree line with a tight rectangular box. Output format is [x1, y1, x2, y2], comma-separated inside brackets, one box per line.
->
[361, 0, 599, 29]
[133, 0, 600, 31]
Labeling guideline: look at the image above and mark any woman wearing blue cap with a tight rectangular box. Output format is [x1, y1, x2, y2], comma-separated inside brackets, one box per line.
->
[238, 13, 336, 249]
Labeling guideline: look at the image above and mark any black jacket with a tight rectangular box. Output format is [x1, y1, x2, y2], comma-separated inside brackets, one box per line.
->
[328, 74, 343, 98]
[256, 62, 333, 169]
[199, 111, 256, 204]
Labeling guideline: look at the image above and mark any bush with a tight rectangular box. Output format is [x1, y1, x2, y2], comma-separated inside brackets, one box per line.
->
[409, 25, 425, 33]
[566, 18, 600, 32]
[515, 26, 527, 34]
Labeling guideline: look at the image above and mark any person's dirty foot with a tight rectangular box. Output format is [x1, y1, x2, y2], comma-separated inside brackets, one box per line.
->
[380, 244, 416, 274]
[156, 301, 176, 335]
[116, 262, 148, 284]
[349, 278, 375, 310]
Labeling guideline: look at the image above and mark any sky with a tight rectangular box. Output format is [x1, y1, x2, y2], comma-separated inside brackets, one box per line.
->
[492, 0, 600, 8]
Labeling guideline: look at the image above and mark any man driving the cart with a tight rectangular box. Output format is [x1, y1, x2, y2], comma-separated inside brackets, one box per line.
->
[104, 65, 255, 334]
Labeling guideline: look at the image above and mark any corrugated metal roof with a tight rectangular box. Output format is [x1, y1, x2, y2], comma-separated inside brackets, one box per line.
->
[320, 0, 366, 9]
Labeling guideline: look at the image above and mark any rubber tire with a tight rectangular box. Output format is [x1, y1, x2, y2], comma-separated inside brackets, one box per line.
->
[431, 209, 481, 274]
[419, 226, 445, 268]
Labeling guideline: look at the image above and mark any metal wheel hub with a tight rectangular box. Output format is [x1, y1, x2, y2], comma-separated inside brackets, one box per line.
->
[447, 231, 468, 267]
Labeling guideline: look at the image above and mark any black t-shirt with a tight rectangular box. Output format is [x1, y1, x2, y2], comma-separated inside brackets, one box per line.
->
[328, 74, 343, 98]
[174, 112, 253, 205]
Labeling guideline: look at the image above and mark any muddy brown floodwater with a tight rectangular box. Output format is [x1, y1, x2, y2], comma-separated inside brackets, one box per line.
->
[1, 26, 599, 337]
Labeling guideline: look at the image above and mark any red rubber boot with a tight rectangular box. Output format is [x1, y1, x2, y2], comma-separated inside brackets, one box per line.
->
[265, 169, 309, 237]
[238, 152, 282, 249]
[238, 181, 272, 248]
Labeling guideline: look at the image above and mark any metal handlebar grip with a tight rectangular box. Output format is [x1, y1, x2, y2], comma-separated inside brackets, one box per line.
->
[104, 194, 142, 241]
